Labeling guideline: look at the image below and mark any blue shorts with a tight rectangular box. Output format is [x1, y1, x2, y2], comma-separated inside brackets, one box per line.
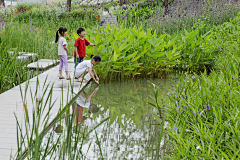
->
[74, 57, 84, 67]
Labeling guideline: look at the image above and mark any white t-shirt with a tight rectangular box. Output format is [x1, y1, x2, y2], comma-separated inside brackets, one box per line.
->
[58, 37, 67, 55]
[76, 94, 91, 108]
[76, 60, 93, 72]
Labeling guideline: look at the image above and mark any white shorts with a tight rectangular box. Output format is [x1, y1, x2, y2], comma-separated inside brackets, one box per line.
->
[75, 68, 88, 78]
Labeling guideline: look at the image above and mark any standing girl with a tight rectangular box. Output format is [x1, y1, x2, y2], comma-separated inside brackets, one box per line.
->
[55, 26, 70, 80]
[75, 55, 101, 84]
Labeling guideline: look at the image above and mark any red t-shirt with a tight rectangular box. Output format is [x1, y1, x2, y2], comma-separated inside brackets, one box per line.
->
[74, 38, 90, 57]
[72, 105, 88, 123]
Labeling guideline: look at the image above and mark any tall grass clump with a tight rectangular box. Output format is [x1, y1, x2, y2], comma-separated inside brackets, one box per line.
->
[13, 76, 110, 159]
[0, 44, 35, 93]
[158, 11, 240, 159]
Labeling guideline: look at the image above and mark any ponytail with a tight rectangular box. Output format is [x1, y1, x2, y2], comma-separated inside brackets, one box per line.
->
[55, 27, 67, 43]
[91, 55, 101, 62]
[55, 30, 59, 43]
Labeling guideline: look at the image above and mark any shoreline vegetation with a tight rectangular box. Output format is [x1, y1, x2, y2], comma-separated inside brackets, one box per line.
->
[1, 0, 240, 158]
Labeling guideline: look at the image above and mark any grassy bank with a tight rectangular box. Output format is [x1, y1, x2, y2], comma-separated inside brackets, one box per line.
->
[155, 13, 240, 159]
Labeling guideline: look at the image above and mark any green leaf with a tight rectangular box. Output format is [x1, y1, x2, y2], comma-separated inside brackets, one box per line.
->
[135, 116, 140, 126]
[96, 32, 100, 44]
[153, 114, 162, 124]
[109, 114, 117, 126]
[117, 118, 126, 131]
[126, 51, 138, 60]
[131, 55, 141, 62]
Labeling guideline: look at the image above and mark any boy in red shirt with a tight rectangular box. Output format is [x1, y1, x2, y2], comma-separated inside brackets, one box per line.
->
[74, 28, 96, 68]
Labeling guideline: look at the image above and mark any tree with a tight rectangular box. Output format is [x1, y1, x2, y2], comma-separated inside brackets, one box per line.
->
[67, 0, 71, 11]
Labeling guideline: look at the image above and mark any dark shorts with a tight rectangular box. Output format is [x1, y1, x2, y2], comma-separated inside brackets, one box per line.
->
[74, 57, 84, 67]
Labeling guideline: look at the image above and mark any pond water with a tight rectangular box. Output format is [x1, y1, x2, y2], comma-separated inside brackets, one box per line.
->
[40, 77, 178, 159]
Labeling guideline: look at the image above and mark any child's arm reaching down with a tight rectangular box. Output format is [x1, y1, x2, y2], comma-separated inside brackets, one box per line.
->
[92, 68, 99, 81]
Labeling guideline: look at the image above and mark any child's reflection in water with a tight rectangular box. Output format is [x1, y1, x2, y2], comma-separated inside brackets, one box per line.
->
[54, 86, 99, 134]
[72, 86, 99, 132]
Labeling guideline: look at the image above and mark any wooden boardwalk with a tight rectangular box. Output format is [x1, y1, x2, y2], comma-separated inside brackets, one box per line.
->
[0, 61, 90, 159]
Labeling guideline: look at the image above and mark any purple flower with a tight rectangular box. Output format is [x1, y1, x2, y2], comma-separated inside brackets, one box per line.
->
[84, 8, 86, 10]
[2, 21, 5, 27]
[177, 105, 179, 108]
[167, 92, 170, 95]
[228, 83, 230, 86]
[175, 96, 178, 99]
[147, 15, 151, 19]
[171, 84, 174, 87]
[178, 14, 181, 18]
[29, 22, 31, 25]
[173, 127, 181, 131]
[152, 0, 154, 3]
[181, 97, 184, 100]
[210, 8, 213, 11]
[184, 105, 187, 109]
[206, 105, 210, 110]
[193, 110, 199, 115]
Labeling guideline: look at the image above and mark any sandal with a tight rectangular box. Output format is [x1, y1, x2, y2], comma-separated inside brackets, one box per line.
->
[77, 78, 88, 83]
[59, 76, 65, 79]
[66, 77, 71, 80]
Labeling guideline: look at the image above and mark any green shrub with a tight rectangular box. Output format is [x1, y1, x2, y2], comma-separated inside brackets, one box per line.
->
[82, 24, 215, 82]
[69, 8, 97, 19]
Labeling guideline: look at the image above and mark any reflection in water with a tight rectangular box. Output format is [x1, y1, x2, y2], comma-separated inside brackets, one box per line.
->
[42, 78, 176, 159]
[71, 86, 99, 133]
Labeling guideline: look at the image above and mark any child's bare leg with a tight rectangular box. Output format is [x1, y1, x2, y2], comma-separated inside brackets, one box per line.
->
[79, 71, 88, 79]
[65, 71, 69, 79]
[59, 70, 62, 77]
[77, 72, 89, 83]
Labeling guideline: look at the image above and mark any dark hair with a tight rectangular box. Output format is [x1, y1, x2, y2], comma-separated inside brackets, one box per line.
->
[90, 54, 101, 62]
[77, 28, 85, 35]
[55, 26, 67, 43]
[88, 104, 99, 114]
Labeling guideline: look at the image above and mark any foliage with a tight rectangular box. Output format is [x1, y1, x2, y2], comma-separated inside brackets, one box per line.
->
[83, 24, 215, 82]
[113, 0, 240, 35]
[0, 46, 35, 94]
[162, 11, 240, 159]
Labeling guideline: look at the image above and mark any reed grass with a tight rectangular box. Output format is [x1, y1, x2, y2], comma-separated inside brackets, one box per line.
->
[159, 10, 240, 159]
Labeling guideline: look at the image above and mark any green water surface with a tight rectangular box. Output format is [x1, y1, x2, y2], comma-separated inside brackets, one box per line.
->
[43, 78, 177, 159]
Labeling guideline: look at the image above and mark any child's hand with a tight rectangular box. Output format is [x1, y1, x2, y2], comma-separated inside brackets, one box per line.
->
[95, 80, 99, 84]
[96, 77, 99, 81]
[77, 55, 79, 58]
